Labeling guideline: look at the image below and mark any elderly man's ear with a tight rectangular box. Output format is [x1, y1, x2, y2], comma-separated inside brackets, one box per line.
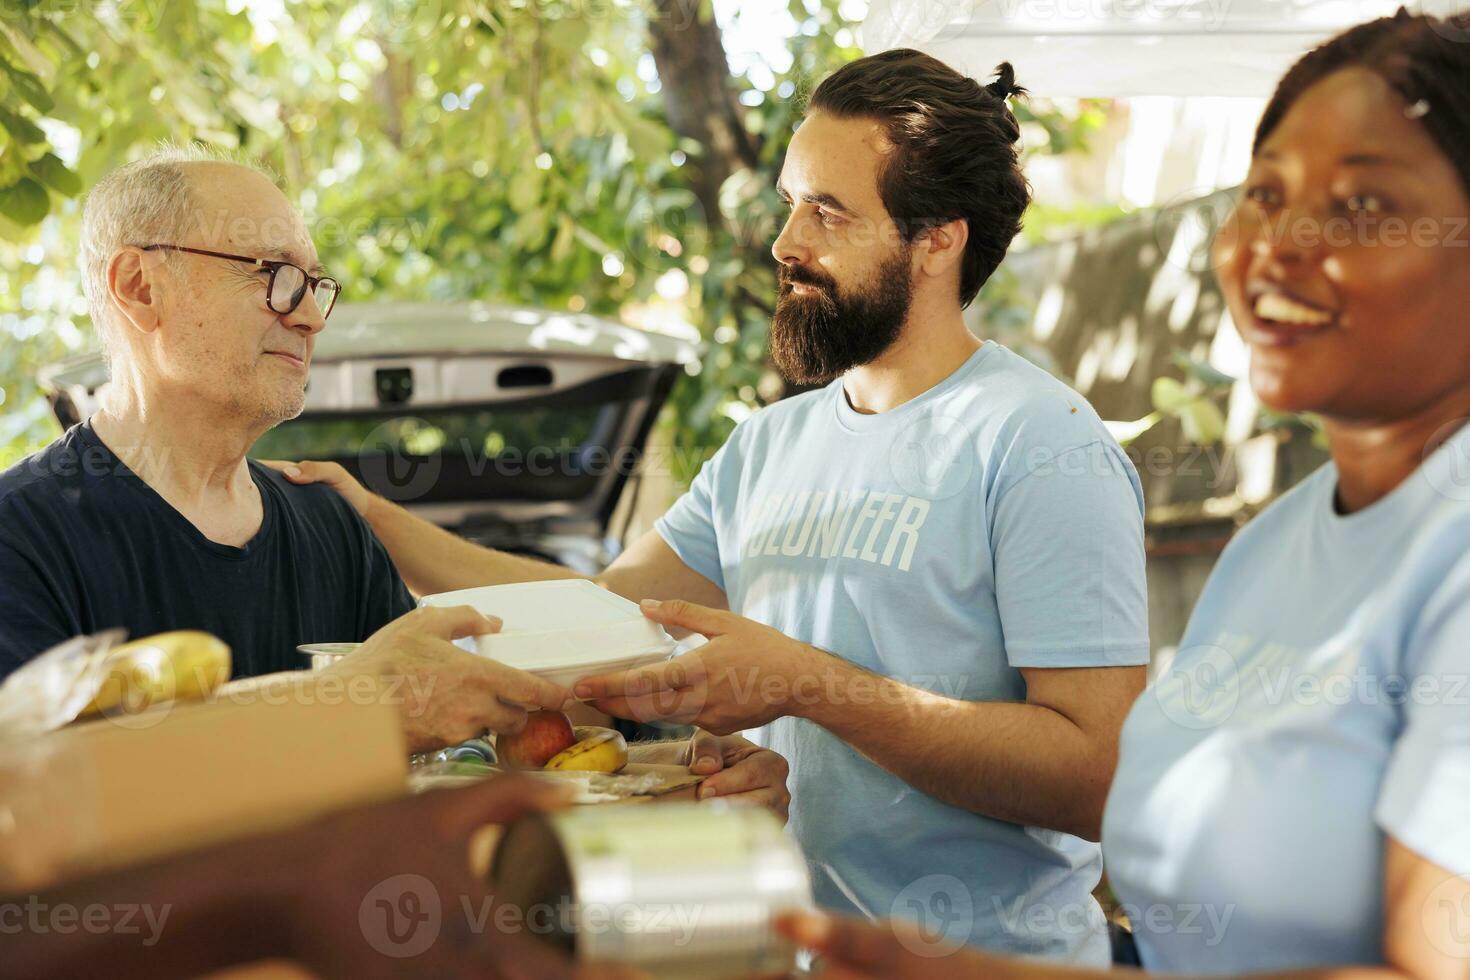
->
[107, 247, 168, 334]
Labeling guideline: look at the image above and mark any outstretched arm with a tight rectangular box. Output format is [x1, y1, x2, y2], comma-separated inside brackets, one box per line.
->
[263, 460, 726, 612]
[264, 460, 583, 594]
[7, 777, 633, 980]
[578, 599, 1141, 841]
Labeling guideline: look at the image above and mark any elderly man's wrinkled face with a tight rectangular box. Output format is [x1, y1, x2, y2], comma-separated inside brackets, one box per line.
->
[144, 163, 327, 427]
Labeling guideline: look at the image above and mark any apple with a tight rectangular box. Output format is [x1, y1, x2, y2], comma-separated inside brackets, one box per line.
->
[497, 709, 576, 769]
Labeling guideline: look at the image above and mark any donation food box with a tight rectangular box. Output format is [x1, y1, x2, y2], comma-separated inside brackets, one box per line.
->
[432, 578, 681, 684]
[0, 674, 407, 892]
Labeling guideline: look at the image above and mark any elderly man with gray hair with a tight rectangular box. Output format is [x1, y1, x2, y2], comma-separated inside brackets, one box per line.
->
[0, 145, 573, 751]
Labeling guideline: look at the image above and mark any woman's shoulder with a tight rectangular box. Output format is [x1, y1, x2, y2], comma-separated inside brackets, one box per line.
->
[1215, 456, 1336, 556]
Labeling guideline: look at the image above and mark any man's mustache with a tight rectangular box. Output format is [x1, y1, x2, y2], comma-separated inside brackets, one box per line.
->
[778, 265, 837, 294]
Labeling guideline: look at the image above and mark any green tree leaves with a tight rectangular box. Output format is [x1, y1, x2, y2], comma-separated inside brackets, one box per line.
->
[0, 0, 1110, 479]
[0, 56, 52, 114]
[0, 104, 45, 144]
[0, 177, 47, 226]
[28, 151, 79, 195]
[0, 16, 97, 231]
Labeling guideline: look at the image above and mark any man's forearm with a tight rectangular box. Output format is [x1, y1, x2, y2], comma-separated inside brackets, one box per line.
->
[6, 835, 289, 980]
[362, 494, 584, 595]
[795, 657, 1115, 840]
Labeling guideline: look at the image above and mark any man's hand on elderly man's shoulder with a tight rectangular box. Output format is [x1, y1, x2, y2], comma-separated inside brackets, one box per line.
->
[260, 458, 373, 518]
[327, 605, 573, 753]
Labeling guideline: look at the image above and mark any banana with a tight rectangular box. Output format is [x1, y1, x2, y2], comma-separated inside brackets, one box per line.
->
[544, 726, 628, 773]
[78, 631, 232, 719]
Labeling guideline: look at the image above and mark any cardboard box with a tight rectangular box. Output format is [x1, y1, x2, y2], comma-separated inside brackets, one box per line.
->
[0, 674, 407, 891]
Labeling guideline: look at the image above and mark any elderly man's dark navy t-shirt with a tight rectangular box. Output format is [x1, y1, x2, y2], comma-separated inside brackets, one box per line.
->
[0, 422, 415, 680]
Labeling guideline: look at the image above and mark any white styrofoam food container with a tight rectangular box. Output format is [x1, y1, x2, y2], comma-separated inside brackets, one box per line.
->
[418, 580, 678, 687]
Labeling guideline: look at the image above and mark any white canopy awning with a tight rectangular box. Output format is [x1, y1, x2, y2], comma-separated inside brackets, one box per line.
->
[862, 0, 1464, 97]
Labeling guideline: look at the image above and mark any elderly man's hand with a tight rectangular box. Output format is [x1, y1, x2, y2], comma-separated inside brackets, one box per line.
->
[331, 605, 573, 753]
[685, 730, 791, 822]
[262, 458, 373, 517]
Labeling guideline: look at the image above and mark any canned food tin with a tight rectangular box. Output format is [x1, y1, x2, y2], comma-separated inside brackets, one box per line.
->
[490, 800, 811, 978]
[296, 642, 359, 671]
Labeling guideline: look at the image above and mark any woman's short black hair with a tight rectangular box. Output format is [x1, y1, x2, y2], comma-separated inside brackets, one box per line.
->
[807, 49, 1032, 308]
[1255, 7, 1470, 196]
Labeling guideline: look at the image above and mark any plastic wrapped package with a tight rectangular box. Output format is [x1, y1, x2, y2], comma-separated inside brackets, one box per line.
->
[0, 630, 231, 743]
[0, 630, 126, 742]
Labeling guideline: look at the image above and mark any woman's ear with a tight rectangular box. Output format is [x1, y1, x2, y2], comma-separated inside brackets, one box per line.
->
[107, 246, 166, 336]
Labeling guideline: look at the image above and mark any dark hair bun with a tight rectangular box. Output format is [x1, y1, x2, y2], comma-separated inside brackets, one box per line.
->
[806, 47, 1034, 307]
[986, 62, 1028, 101]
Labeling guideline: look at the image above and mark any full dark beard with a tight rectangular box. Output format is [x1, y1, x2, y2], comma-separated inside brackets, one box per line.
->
[769, 246, 914, 386]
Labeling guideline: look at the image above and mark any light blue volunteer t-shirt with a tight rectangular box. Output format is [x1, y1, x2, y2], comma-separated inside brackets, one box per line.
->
[1103, 423, 1470, 974]
[656, 342, 1150, 963]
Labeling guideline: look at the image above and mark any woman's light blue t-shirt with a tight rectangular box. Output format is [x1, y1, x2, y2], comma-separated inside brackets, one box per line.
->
[1104, 424, 1470, 974]
[657, 343, 1150, 963]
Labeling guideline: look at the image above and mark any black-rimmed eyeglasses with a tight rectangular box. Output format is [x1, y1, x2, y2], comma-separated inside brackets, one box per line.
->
[142, 244, 341, 319]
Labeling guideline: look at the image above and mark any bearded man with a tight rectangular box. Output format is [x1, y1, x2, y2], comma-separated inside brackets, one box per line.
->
[275, 50, 1149, 962]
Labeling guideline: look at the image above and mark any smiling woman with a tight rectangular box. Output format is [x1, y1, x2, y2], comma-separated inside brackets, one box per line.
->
[1104, 10, 1470, 973]
[1211, 14, 1470, 438]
